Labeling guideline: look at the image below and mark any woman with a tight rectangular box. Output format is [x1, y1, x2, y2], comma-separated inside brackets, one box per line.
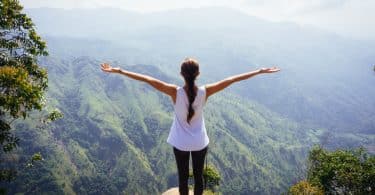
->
[101, 58, 280, 195]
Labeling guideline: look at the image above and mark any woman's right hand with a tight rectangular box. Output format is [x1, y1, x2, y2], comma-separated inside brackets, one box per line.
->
[101, 63, 120, 73]
[258, 67, 280, 74]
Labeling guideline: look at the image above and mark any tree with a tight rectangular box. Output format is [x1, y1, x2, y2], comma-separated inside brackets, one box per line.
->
[306, 146, 374, 194]
[189, 164, 221, 192]
[203, 164, 221, 191]
[0, 0, 50, 183]
[288, 180, 323, 195]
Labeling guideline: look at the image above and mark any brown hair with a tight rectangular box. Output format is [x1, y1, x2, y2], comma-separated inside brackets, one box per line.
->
[180, 58, 199, 123]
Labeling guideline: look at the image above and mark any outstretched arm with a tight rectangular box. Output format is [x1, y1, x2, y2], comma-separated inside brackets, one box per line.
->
[101, 63, 177, 102]
[205, 67, 280, 99]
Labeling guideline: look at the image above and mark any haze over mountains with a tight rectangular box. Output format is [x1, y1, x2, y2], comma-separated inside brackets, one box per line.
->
[28, 7, 375, 133]
[5, 7, 374, 194]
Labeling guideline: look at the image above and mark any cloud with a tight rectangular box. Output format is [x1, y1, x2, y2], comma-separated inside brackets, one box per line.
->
[19, 0, 230, 10]
[294, 0, 375, 40]
[19, 0, 375, 40]
[289, 0, 351, 15]
[240, 0, 352, 16]
[242, 0, 350, 9]
[16, 0, 357, 14]
[237, 0, 375, 40]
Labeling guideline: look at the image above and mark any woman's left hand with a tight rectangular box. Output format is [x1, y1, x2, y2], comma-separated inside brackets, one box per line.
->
[101, 63, 120, 73]
[259, 67, 281, 74]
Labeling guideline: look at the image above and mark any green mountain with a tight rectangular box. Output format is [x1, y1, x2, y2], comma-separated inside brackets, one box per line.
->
[2, 7, 374, 194]
[3, 56, 335, 194]
[27, 6, 375, 134]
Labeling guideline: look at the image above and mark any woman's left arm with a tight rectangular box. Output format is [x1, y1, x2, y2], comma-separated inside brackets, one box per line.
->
[101, 63, 177, 101]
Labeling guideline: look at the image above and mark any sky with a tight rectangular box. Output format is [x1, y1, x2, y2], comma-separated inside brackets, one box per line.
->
[19, 0, 375, 40]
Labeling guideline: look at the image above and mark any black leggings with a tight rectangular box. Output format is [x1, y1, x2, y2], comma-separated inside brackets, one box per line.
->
[173, 146, 208, 195]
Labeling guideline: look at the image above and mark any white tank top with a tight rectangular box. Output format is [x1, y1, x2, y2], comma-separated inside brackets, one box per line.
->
[167, 85, 209, 151]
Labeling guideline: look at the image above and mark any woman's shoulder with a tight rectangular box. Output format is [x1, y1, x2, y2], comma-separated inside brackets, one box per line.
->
[176, 86, 183, 91]
[199, 85, 207, 93]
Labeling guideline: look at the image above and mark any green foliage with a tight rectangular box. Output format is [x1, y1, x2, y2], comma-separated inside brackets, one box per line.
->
[31, 152, 43, 162]
[26, 152, 44, 168]
[188, 164, 221, 192]
[0, 0, 50, 192]
[307, 146, 374, 194]
[203, 164, 221, 191]
[202, 189, 216, 195]
[0, 0, 48, 151]
[44, 109, 64, 123]
[0, 118, 18, 152]
[0, 168, 16, 182]
[0, 66, 44, 117]
[288, 180, 323, 195]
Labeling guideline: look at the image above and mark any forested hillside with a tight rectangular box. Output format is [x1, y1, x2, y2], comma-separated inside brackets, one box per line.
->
[25, 7, 375, 134]
[1, 6, 374, 194]
[4, 56, 330, 194]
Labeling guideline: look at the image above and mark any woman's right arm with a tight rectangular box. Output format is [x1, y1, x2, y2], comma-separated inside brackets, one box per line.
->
[205, 67, 280, 99]
[101, 63, 177, 103]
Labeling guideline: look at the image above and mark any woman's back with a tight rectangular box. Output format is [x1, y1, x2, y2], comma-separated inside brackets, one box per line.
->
[167, 86, 209, 151]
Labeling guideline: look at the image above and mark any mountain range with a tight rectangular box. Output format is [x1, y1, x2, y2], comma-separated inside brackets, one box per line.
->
[3, 7, 374, 194]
